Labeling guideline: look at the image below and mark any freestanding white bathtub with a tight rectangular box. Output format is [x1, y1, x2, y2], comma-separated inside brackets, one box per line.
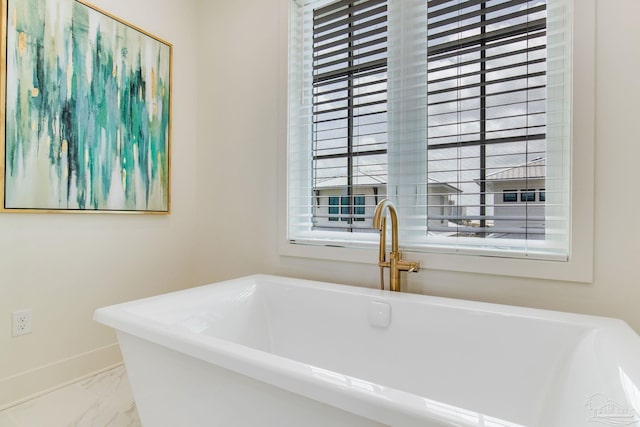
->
[94, 275, 640, 427]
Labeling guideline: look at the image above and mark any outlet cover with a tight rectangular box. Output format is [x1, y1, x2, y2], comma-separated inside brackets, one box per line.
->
[12, 309, 33, 337]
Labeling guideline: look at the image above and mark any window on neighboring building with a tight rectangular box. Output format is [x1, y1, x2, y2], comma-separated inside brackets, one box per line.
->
[340, 196, 351, 222]
[354, 195, 366, 221]
[539, 189, 546, 202]
[521, 190, 536, 202]
[327, 195, 367, 223]
[503, 190, 518, 203]
[328, 196, 339, 221]
[288, 0, 572, 260]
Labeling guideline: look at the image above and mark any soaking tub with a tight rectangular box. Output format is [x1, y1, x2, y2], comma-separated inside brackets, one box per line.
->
[94, 275, 640, 427]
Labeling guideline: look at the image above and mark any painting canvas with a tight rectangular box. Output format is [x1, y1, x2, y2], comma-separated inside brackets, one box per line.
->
[1, 0, 171, 213]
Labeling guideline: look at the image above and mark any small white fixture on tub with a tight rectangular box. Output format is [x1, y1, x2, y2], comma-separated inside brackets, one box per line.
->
[94, 275, 640, 427]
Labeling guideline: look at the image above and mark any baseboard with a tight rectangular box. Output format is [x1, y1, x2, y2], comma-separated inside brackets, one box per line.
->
[0, 343, 122, 410]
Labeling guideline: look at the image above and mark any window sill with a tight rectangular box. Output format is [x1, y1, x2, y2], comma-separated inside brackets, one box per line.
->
[279, 239, 593, 283]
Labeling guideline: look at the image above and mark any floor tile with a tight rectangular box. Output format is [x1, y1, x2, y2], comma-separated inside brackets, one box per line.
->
[8, 383, 97, 427]
[0, 365, 139, 427]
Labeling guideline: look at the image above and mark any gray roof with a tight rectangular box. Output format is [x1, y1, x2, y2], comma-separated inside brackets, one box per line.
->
[485, 157, 545, 181]
[315, 164, 461, 193]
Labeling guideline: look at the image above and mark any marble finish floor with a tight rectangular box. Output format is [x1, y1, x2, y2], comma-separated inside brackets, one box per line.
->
[0, 365, 140, 427]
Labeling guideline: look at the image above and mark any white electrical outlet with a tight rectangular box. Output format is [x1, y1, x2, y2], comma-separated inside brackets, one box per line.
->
[12, 309, 33, 337]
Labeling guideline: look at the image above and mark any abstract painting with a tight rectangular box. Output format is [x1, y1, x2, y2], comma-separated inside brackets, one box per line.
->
[1, 0, 171, 213]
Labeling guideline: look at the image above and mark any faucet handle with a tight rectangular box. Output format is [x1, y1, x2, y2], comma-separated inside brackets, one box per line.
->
[395, 258, 420, 273]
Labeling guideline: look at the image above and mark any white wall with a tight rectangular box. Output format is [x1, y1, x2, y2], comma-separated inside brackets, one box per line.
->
[195, 0, 640, 334]
[194, 0, 282, 280]
[0, 0, 201, 408]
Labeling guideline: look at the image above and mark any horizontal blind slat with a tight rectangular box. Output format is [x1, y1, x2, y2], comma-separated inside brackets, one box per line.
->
[314, 4, 387, 34]
[314, 47, 387, 74]
[314, 0, 387, 20]
[428, 5, 547, 41]
[314, 76, 387, 97]
[313, 59, 387, 83]
[428, 44, 546, 74]
[428, 19, 546, 57]
[427, 84, 546, 107]
[428, 0, 541, 31]
[428, 30, 546, 62]
[313, 26, 388, 53]
[314, 15, 387, 44]
[428, 58, 546, 85]
[314, 36, 387, 62]
[427, 71, 547, 96]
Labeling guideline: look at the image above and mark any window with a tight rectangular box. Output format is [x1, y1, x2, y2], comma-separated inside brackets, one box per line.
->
[328, 196, 340, 221]
[503, 190, 518, 203]
[354, 195, 366, 220]
[288, 0, 574, 262]
[310, 0, 388, 232]
[326, 195, 367, 223]
[539, 189, 546, 202]
[521, 190, 536, 202]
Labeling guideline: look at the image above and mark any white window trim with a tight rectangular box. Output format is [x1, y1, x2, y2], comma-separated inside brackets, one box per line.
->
[278, 0, 595, 283]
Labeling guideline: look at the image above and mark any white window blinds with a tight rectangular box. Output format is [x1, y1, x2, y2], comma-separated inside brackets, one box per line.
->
[288, 0, 572, 260]
[312, 0, 388, 231]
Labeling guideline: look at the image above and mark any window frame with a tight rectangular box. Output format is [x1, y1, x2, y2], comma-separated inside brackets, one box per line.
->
[281, 0, 595, 283]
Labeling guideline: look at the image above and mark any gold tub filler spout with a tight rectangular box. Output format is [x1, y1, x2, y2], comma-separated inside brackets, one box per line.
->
[373, 199, 420, 292]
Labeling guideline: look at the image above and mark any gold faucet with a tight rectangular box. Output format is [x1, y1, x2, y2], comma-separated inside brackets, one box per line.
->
[372, 199, 420, 292]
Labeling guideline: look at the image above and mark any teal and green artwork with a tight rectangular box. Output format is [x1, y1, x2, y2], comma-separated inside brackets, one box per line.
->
[1, 0, 171, 212]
